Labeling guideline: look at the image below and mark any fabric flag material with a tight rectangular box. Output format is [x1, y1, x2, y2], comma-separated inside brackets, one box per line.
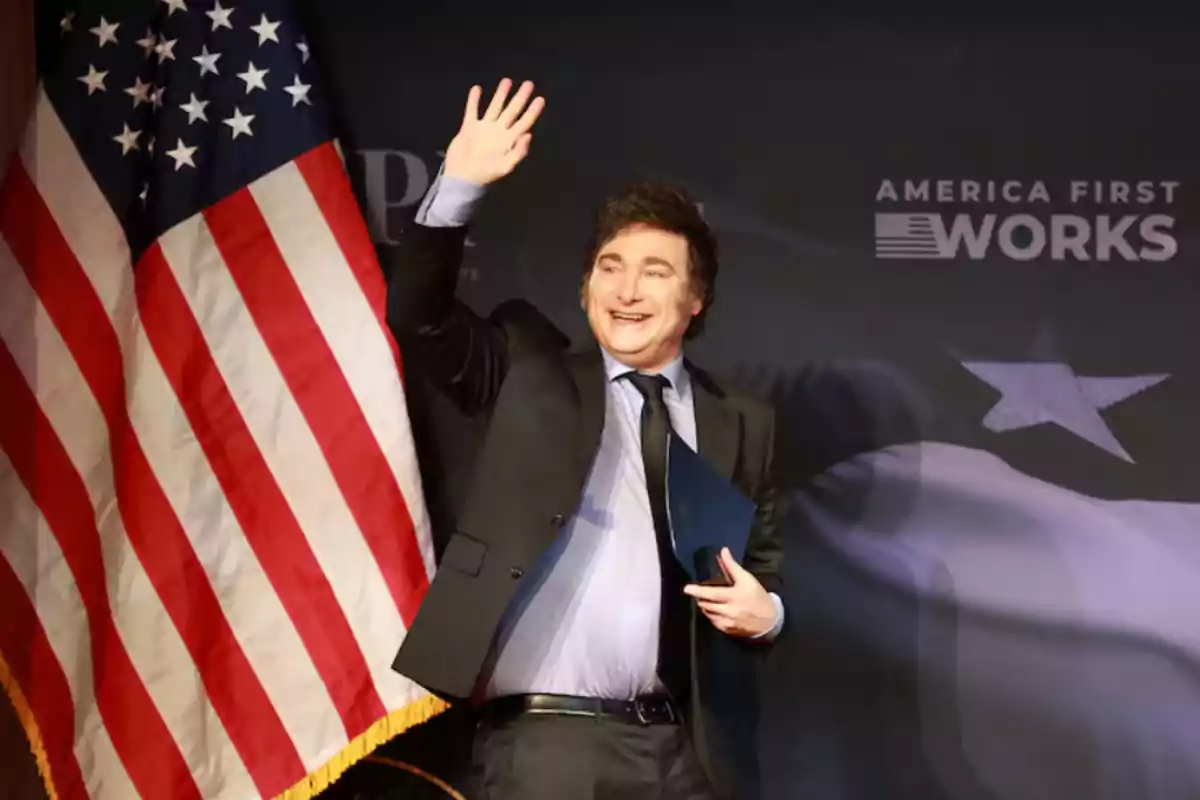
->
[0, 1, 442, 799]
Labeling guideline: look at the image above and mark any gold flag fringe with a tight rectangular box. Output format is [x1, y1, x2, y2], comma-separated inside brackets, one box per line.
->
[0, 647, 60, 800]
[274, 693, 450, 800]
[0, 644, 449, 800]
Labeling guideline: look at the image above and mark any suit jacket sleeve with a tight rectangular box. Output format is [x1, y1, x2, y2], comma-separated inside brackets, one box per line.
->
[744, 405, 785, 598]
[382, 222, 510, 416]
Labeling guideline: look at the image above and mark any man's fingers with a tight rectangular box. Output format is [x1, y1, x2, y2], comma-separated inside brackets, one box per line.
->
[684, 584, 734, 603]
[511, 95, 546, 136]
[462, 84, 482, 126]
[720, 547, 749, 582]
[498, 80, 535, 125]
[483, 77, 513, 121]
[697, 600, 731, 618]
[502, 133, 533, 171]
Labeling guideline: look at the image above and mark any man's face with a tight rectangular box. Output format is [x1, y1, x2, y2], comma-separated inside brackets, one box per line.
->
[582, 223, 703, 372]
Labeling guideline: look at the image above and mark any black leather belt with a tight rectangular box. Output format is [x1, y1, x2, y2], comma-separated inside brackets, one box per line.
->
[479, 693, 681, 726]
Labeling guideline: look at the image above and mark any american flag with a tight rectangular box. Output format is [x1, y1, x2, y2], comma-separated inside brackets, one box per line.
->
[0, 1, 440, 798]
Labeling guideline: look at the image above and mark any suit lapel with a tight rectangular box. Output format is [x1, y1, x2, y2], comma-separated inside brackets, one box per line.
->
[687, 361, 740, 481]
[566, 347, 607, 474]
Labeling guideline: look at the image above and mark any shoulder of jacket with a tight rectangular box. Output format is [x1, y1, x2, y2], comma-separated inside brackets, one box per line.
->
[488, 299, 572, 358]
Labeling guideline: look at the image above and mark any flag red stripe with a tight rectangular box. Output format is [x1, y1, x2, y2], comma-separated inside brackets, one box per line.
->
[294, 144, 400, 368]
[293, 145, 430, 621]
[0, 163, 304, 797]
[138, 233, 388, 739]
[0, 343, 197, 800]
[0, 551, 87, 800]
[205, 187, 429, 629]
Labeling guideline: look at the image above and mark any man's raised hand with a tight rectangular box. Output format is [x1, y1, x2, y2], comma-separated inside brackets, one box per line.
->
[443, 78, 545, 186]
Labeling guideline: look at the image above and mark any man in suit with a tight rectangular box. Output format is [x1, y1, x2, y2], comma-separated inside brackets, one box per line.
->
[385, 78, 785, 800]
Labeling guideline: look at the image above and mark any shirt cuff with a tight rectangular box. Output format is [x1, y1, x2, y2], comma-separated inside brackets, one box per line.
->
[414, 163, 487, 227]
[751, 592, 785, 642]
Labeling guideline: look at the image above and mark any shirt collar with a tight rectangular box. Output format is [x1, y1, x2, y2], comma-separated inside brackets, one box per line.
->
[600, 348, 688, 394]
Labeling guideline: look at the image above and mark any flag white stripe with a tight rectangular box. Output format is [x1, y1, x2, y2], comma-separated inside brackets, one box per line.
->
[250, 163, 436, 581]
[0, 447, 139, 800]
[0, 235, 254, 800]
[156, 212, 401, 759]
[20, 93, 133, 324]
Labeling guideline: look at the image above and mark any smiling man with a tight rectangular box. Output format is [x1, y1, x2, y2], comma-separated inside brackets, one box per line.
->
[384, 78, 785, 800]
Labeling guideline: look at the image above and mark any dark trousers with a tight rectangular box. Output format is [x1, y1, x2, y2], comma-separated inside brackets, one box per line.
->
[465, 711, 717, 800]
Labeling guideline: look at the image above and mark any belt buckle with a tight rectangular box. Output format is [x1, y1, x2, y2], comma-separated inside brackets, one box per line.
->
[634, 696, 674, 726]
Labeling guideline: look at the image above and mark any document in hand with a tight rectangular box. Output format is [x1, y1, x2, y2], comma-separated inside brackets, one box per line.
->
[666, 435, 756, 583]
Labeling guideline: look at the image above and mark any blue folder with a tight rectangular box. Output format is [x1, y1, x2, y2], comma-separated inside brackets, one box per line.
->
[665, 435, 756, 583]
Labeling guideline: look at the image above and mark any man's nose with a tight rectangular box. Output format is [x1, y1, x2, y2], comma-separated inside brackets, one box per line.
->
[616, 271, 641, 302]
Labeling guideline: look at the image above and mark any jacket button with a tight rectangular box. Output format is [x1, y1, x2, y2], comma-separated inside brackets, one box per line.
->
[551, 513, 565, 527]
[509, 566, 524, 579]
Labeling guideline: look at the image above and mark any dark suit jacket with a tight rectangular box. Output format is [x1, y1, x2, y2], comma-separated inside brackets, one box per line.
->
[382, 221, 785, 798]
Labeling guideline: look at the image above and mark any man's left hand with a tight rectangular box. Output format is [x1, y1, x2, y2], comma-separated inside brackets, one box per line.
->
[683, 547, 778, 638]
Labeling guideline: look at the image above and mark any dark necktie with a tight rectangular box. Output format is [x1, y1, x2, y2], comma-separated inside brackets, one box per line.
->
[623, 372, 691, 703]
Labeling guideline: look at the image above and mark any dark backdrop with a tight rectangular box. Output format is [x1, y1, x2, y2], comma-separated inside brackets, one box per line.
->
[299, 6, 1200, 799]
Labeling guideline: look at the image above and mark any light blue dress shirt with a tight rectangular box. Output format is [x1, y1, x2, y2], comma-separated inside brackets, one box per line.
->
[412, 169, 783, 700]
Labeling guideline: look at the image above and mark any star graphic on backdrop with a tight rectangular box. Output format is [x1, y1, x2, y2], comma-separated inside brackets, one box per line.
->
[283, 76, 312, 106]
[90, 16, 121, 48]
[165, 138, 197, 170]
[137, 28, 156, 57]
[250, 15, 281, 45]
[112, 123, 141, 155]
[161, 0, 188, 16]
[78, 64, 109, 95]
[961, 360, 1170, 463]
[60, 12, 75, 34]
[150, 85, 165, 110]
[223, 107, 255, 139]
[237, 62, 269, 93]
[180, 93, 209, 124]
[296, 38, 311, 63]
[194, 45, 221, 76]
[124, 77, 152, 107]
[206, 1, 234, 31]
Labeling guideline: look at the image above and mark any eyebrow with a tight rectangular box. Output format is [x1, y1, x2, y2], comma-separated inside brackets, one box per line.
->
[596, 252, 678, 271]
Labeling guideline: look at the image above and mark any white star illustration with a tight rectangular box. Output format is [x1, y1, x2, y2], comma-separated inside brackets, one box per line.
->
[296, 38, 311, 64]
[60, 12, 75, 34]
[223, 107, 256, 139]
[90, 16, 120, 48]
[136, 28, 157, 57]
[237, 62, 269, 93]
[155, 37, 178, 64]
[165, 138, 198, 171]
[112, 123, 141, 155]
[147, 135, 156, 155]
[139, 183, 149, 204]
[193, 45, 221, 77]
[961, 360, 1170, 463]
[77, 64, 108, 95]
[150, 85, 165, 110]
[180, 93, 209, 124]
[160, 0, 187, 16]
[283, 75, 312, 106]
[249, 14, 281, 45]
[124, 76, 152, 107]
[206, 1, 234, 31]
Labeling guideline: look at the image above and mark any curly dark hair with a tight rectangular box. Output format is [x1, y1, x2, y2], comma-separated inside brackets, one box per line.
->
[581, 181, 718, 339]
